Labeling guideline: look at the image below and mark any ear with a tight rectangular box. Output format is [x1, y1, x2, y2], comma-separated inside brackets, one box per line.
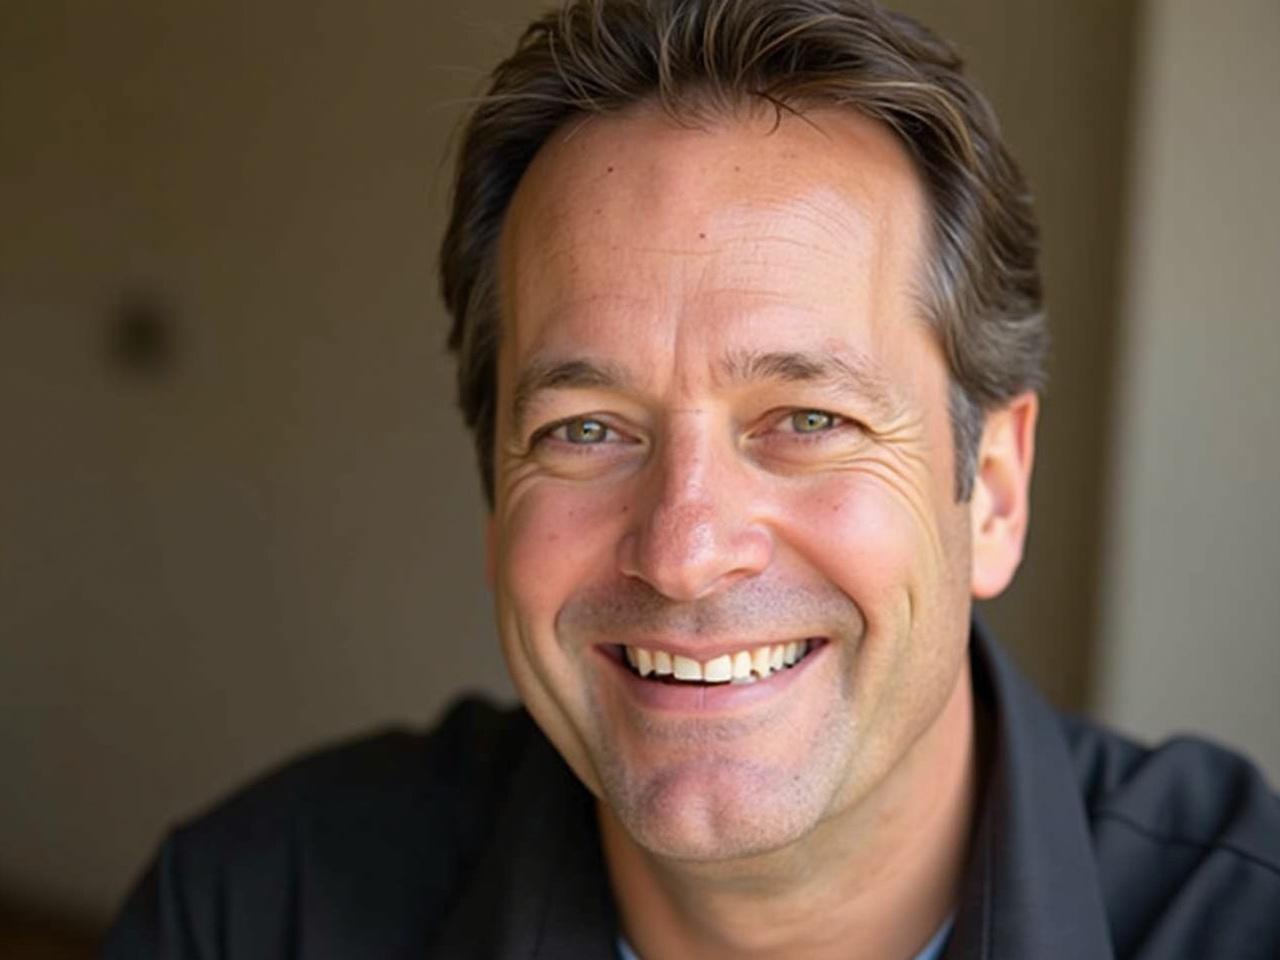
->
[484, 513, 498, 589]
[970, 391, 1038, 600]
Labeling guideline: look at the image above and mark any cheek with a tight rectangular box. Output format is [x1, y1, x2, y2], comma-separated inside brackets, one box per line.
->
[782, 476, 934, 615]
[498, 483, 630, 623]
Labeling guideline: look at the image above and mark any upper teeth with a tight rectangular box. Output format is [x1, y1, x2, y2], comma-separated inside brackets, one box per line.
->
[624, 640, 811, 683]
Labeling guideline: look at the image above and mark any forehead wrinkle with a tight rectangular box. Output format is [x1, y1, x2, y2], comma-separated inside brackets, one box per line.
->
[715, 188, 872, 249]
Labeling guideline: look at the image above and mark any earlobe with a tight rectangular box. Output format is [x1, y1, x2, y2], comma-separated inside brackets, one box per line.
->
[970, 391, 1038, 600]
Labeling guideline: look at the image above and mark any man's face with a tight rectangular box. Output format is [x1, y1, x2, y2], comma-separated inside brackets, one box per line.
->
[490, 104, 977, 861]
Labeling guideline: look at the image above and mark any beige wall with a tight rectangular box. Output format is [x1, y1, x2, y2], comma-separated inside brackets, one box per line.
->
[0, 1, 515, 922]
[1, 0, 1139, 926]
[1096, 0, 1280, 782]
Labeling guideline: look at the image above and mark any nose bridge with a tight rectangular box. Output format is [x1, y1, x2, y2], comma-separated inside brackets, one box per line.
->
[658, 419, 716, 515]
[651, 425, 717, 555]
[620, 414, 770, 600]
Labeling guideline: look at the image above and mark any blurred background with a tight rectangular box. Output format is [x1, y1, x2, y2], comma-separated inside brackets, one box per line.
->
[1, 0, 1276, 952]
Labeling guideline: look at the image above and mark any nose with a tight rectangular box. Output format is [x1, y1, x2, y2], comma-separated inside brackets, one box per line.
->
[617, 419, 773, 601]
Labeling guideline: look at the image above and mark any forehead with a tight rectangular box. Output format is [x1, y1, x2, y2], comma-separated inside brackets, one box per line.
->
[498, 103, 929, 383]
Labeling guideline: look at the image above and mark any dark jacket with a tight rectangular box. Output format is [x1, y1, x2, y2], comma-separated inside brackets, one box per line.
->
[104, 623, 1280, 958]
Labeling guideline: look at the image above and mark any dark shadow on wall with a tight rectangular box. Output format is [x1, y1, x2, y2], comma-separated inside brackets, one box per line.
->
[0, 894, 99, 960]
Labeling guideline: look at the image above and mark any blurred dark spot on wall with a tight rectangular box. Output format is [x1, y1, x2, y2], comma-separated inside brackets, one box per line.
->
[107, 291, 176, 378]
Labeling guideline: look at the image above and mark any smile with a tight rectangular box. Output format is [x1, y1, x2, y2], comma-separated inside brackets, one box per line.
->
[620, 639, 820, 685]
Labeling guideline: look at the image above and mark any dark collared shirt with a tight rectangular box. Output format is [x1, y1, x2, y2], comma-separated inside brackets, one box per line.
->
[105, 623, 1280, 958]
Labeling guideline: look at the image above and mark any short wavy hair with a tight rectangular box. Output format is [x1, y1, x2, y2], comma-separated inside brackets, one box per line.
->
[440, 0, 1047, 503]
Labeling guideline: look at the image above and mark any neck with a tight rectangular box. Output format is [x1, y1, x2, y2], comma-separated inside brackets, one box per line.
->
[600, 660, 978, 960]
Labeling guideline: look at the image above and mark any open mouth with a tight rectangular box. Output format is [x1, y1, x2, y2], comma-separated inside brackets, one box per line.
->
[616, 638, 824, 686]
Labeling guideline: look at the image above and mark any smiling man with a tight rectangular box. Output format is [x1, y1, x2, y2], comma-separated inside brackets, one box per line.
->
[106, 2, 1280, 958]
[488, 103, 999, 959]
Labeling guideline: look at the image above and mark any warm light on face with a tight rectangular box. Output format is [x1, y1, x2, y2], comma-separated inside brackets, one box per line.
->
[489, 104, 978, 862]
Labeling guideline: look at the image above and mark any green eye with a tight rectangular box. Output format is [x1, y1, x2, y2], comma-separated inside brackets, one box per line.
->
[564, 417, 608, 443]
[790, 410, 836, 433]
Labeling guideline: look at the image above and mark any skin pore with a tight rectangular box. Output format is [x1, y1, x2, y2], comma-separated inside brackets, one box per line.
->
[488, 103, 1036, 959]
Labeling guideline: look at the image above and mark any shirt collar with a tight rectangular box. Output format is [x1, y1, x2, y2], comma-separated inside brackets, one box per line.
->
[620, 914, 955, 960]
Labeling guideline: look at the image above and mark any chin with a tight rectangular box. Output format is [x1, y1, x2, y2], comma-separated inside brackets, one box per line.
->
[605, 758, 827, 862]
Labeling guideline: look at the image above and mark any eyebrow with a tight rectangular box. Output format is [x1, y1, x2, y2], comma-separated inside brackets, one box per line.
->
[510, 347, 901, 435]
[718, 348, 902, 418]
[512, 357, 633, 436]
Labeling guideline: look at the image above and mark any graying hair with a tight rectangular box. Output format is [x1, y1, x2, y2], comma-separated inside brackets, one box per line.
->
[440, 0, 1047, 503]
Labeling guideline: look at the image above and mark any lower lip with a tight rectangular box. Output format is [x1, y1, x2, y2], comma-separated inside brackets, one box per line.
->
[601, 642, 826, 713]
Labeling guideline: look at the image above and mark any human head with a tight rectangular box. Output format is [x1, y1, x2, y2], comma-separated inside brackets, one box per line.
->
[443, 0, 1045, 866]
[440, 0, 1047, 505]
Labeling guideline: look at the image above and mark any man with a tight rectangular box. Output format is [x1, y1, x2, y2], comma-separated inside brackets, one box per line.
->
[106, 1, 1280, 958]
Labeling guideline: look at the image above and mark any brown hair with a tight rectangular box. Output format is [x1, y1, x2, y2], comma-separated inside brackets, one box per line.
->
[440, 0, 1047, 503]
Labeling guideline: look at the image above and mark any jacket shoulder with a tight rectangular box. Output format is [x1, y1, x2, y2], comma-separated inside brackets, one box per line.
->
[103, 696, 536, 959]
[1062, 714, 1280, 958]
[183, 695, 528, 831]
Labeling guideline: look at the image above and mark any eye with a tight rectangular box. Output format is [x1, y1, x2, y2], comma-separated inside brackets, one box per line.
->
[561, 417, 610, 444]
[536, 415, 630, 447]
[786, 409, 841, 434]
